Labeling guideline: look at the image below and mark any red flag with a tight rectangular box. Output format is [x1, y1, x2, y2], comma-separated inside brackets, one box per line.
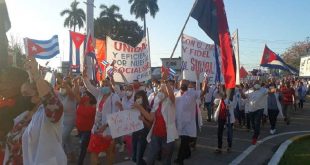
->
[215, 0, 236, 89]
[85, 34, 95, 56]
[260, 45, 278, 65]
[239, 66, 248, 79]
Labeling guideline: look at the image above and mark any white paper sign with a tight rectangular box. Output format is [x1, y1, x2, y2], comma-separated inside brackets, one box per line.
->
[181, 34, 218, 82]
[107, 110, 144, 139]
[106, 37, 151, 83]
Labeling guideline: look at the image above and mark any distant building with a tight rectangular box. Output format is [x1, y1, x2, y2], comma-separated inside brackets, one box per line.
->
[58, 61, 70, 76]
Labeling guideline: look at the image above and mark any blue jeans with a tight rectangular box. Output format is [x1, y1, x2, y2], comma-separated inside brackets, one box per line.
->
[132, 132, 148, 165]
[146, 136, 175, 165]
[78, 131, 91, 165]
[62, 123, 75, 153]
[250, 109, 263, 139]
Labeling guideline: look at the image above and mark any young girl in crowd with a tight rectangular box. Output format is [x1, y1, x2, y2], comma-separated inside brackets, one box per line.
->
[130, 90, 152, 165]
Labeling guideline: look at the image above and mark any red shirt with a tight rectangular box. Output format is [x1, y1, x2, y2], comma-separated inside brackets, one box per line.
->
[76, 96, 96, 131]
[152, 103, 167, 137]
[281, 87, 295, 105]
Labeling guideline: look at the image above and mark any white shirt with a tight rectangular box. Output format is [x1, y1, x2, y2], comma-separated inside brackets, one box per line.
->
[205, 86, 217, 103]
[22, 105, 67, 165]
[83, 77, 121, 136]
[175, 89, 200, 137]
[147, 95, 178, 143]
[58, 94, 77, 124]
[247, 88, 268, 112]
[122, 95, 135, 110]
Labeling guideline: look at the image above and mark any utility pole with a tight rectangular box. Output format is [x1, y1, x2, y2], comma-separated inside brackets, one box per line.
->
[85, 0, 95, 41]
[85, 0, 95, 79]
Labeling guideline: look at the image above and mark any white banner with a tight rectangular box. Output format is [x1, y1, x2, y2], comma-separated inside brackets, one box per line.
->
[300, 56, 310, 77]
[106, 37, 151, 83]
[181, 34, 217, 82]
[107, 110, 144, 139]
[232, 30, 240, 85]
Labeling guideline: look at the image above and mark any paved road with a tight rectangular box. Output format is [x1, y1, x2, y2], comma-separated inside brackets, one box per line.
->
[72, 100, 310, 165]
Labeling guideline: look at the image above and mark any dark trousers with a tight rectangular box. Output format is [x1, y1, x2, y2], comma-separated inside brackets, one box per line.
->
[78, 131, 91, 165]
[299, 99, 304, 109]
[147, 136, 174, 165]
[177, 136, 191, 162]
[246, 113, 251, 130]
[132, 132, 148, 165]
[237, 110, 246, 126]
[217, 119, 233, 148]
[205, 102, 213, 120]
[249, 109, 263, 139]
[268, 109, 279, 130]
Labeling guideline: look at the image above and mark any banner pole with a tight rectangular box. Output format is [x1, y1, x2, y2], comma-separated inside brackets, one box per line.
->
[169, 0, 198, 59]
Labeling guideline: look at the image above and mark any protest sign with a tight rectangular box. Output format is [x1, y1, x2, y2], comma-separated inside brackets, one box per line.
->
[181, 34, 218, 82]
[107, 110, 144, 139]
[106, 37, 151, 83]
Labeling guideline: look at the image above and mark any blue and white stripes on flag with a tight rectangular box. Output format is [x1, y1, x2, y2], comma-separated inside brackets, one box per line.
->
[107, 68, 114, 76]
[101, 60, 109, 66]
[24, 35, 60, 59]
[169, 68, 176, 76]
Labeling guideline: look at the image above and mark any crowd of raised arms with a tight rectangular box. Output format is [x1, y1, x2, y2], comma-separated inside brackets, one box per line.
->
[0, 57, 309, 165]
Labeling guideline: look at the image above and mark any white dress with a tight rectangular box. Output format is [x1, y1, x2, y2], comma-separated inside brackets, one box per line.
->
[22, 105, 67, 165]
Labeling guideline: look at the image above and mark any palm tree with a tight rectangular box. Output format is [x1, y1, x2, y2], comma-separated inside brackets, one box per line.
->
[99, 4, 123, 36]
[60, 0, 86, 32]
[128, 0, 159, 36]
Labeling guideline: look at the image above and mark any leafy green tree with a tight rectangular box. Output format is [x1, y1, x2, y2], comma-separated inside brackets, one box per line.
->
[94, 4, 143, 46]
[60, 0, 86, 32]
[282, 38, 310, 70]
[98, 4, 123, 36]
[128, 0, 159, 36]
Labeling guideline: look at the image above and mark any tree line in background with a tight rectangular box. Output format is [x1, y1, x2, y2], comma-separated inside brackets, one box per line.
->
[60, 0, 159, 46]
[282, 38, 310, 70]
[7, 0, 310, 72]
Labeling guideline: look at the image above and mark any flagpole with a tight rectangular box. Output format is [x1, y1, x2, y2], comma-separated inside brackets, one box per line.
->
[24, 38, 29, 57]
[169, 0, 198, 59]
[147, 28, 151, 74]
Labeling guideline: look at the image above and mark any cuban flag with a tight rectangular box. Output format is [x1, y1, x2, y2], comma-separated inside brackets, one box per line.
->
[101, 60, 109, 66]
[69, 31, 86, 73]
[24, 35, 60, 59]
[260, 45, 298, 75]
[169, 68, 176, 76]
[191, 0, 236, 90]
[107, 68, 114, 76]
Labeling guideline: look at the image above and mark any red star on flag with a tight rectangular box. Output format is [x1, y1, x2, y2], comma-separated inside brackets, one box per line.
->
[27, 39, 45, 57]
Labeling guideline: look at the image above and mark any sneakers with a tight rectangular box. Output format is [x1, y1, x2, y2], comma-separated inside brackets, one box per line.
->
[270, 129, 276, 135]
[252, 138, 257, 145]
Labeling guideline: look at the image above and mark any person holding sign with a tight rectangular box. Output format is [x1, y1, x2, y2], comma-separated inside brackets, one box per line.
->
[174, 71, 207, 165]
[131, 90, 152, 165]
[145, 70, 178, 165]
[82, 67, 121, 165]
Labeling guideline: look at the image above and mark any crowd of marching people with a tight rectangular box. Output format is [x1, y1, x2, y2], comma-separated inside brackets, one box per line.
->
[0, 57, 309, 165]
